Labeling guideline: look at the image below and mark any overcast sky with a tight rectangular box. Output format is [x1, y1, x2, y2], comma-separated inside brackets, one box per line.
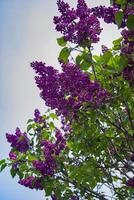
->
[0, 0, 120, 199]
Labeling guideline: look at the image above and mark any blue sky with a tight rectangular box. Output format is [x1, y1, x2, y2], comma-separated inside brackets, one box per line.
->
[0, 0, 120, 199]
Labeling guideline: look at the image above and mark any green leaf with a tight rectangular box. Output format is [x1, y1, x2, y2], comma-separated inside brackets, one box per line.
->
[57, 37, 67, 47]
[27, 124, 33, 132]
[126, 14, 134, 29]
[80, 60, 91, 71]
[58, 47, 70, 63]
[49, 121, 55, 130]
[115, 11, 124, 28]
[112, 37, 122, 50]
[10, 168, 17, 178]
[119, 55, 128, 68]
[103, 51, 112, 64]
[115, 0, 126, 5]
[45, 185, 53, 196]
[0, 159, 5, 166]
[17, 171, 24, 179]
[76, 55, 83, 65]
[76, 52, 92, 71]
[42, 130, 50, 140]
[19, 163, 28, 172]
[28, 154, 37, 162]
[49, 113, 58, 120]
[93, 55, 100, 62]
[27, 119, 33, 124]
[0, 163, 7, 172]
[110, 0, 113, 5]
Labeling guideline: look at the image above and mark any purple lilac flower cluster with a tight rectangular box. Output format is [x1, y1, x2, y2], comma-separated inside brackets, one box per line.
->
[92, 4, 134, 28]
[131, 152, 134, 162]
[123, 65, 134, 86]
[32, 156, 56, 177]
[121, 29, 134, 86]
[124, 6, 134, 20]
[61, 115, 72, 138]
[9, 152, 17, 160]
[92, 6, 119, 25]
[53, 0, 101, 45]
[33, 109, 47, 136]
[121, 29, 134, 56]
[126, 177, 134, 188]
[34, 109, 42, 123]
[18, 176, 43, 190]
[32, 130, 66, 176]
[71, 195, 79, 200]
[31, 61, 108, 116]
[101, 45, 109, 54]
[6, 128, 29, 153]
[51, 194, 57, 200]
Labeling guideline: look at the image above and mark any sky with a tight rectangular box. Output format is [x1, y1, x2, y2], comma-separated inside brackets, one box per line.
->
[0, 0, 120, 199]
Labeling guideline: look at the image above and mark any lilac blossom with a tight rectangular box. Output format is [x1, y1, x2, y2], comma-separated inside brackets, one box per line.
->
[32, 130, 66, 176]
[9, 152, 17, 160]
[71, 195, 79, 200]
[101, 45, 109, 54]
[126, 177, 134, 188]
[31, 61, 109, 117]
[130, 152, 134, 162]
[91, 6, 119, 24]
[6, 128, 30, 153]
[18, 176, 43, 190]
[92, 4, 134, 28]
[53, 0, 101, 45]
[51, 194, 57, 200]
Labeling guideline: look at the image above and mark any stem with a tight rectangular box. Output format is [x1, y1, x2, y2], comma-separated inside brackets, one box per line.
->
[56, 175, 107, 200]
[123, 100, 134, 131]
[87, 46, 97, 80]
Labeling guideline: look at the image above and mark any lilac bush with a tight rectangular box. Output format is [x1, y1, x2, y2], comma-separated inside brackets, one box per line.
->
[1, 0, 134, 199]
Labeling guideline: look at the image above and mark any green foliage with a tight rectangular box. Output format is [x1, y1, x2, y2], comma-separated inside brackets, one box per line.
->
[58, 47, 71, 63]
[57, 37, 67, 47]
[126, 14, 134, 29]
[115, 11, 124, 28]
[115, 0, 127, 5]
[76, 49, 92, 71]
[1, 1, 134, 200]
[112, 37, 122, 50]
[0, 160, 7, 172]
[10, 168, 17, 178]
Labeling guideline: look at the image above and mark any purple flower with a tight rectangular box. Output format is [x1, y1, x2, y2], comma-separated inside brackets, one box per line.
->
[126, 177, 134, 188]
[130, 152, 134, 162]
[91, 6, 119, 24]
[31, 61, 109, 117]
[54, 0, 101, 45]
[32, 158, 56, 177]
[101, 45, 109, 54]
[71, 195, 79, 200]
[76, 0, 91, 19]
[6, 128, 29, 153]
[9, 152, 17, 160]
[123, 66, 134, 87]
[51, 194, 57, 200]
[57, 0, 70, 14]
[55, 130, 66, 155]
[92, 4, 134, 28]
[32, 130, 66, 176]
[121, 29, 134, 56]
[34, 109, 42, 123]
[18, 176, 43, 190]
